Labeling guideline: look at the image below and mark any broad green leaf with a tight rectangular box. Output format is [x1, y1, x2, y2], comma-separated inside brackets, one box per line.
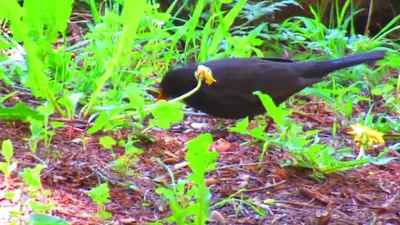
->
[253, 91, 291, 127]
[150, 101, 184, 129]
[186, 133, 218, 174]
[29, 213, 69, 225]
[0, 102, 44, 121]
[2, 139, 14, 161]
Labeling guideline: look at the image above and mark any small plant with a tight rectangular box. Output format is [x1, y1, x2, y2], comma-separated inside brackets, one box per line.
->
[88, 183, 112, 222]
[0, 139, 17, 186]
[102, 136, 144, 178]
[17, 164, 66, 224]
[155, 133, 218, 224]
[19, 163, 46, 189]
[26, 105, 64, 154]
[230, 92, 394, 176]
[0, 0, 74, 116]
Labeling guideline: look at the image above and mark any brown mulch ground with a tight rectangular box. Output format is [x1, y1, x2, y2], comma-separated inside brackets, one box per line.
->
[0, 107, 399, 225]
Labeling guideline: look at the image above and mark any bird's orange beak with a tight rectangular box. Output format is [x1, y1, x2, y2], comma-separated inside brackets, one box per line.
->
[156, 92, 167, 102]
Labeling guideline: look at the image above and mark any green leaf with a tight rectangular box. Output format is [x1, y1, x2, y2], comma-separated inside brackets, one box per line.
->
[37, 105, 55, 117]
[50, 121, 64, 129]
[88, 111, 107, 134]
[5, 191, 16, 199]
[22, 0, 73, 42]
[186, 133, 218, 175]
[208, 0, 247, 56]
[0, 0, 26, 41]
[369, 156, 396, 165]
[99, 211, 112, 219]
[19, 164, 47, 190]
[2, 139, 14, 161]
[29, 213, 69, 225]
[58, 91, 84, 119]
[99, 136, 117, 149]
[253, 91, 291, 127]
[120, 0, 148, 49]
[29, 200, 52, 212]
[88, 183, 110, 204]
[229, 117, 249, 133]
[126, 89, 146, 119]
[0, 102, 44, 122]
[150, 101, 184, 129]
[0, 162, 9, 175]
[29, 118, 45, 140]
[299, 87, 337, 104]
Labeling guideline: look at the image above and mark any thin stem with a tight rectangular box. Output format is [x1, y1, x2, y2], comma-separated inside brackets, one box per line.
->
[110, 77, 203, 121]
[364, 0, 374, 36]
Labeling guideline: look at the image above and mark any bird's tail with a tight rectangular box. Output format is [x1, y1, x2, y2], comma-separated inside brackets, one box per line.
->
[300, 50, 386, 78]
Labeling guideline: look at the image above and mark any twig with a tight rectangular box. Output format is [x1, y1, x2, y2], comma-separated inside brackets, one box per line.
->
[242, 180, 286, 192]
[364, 0, 374, 36]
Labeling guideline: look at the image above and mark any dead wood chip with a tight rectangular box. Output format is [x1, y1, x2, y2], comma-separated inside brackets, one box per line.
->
[298, 187, 333, 204]
[211, 138, 232, 152]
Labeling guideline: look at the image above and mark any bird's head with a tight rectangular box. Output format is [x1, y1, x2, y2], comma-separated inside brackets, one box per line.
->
[157, 67, 198, 101]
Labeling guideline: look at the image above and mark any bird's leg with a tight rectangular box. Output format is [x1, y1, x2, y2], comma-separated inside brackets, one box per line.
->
[292, 112, 325, 124]
[264, 117, 274, 132]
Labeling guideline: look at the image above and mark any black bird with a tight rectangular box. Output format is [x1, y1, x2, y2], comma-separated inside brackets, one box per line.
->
[157, 50, 386, 119]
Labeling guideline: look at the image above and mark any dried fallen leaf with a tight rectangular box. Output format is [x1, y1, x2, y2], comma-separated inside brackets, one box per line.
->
[211, 138, 232, 152]
[210, 210, 226, 224]
[163, 157, 180, 164]
[205, 178, 217, 186]
[174, 161, 188, 170]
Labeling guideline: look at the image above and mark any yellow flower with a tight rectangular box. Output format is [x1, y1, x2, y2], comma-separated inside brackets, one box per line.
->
[348, 123, 385, 160]
[195, 65, 216, 85]
[348, 123, 385, 147]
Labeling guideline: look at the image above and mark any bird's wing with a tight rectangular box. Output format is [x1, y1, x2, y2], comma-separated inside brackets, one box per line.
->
[200, 59, 309, 105]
